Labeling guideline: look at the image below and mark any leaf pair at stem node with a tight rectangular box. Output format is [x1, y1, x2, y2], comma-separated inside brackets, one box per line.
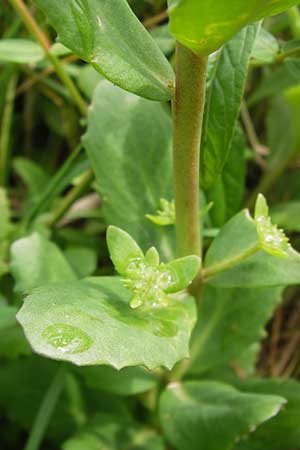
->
[107, 226, 201, 310]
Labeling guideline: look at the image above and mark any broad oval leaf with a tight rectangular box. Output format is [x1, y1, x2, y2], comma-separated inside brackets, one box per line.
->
[34, 0, 175, 101]
[82, 80, 174, 259]
[160, 380, 285, 450]
[168, 0, 300, 55]
[10, 233, 77, 292]
[17, 277, 197, 370]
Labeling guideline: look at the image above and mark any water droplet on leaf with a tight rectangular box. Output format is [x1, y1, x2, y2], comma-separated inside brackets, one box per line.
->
[43, 324, 92, 354]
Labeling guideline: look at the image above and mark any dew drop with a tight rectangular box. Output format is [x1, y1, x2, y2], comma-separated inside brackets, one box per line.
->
[43, 324, 92, 354]
[265, 235, 274, 243]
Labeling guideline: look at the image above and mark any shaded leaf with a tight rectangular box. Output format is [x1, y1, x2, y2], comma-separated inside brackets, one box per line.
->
[160, 380, 285, 450]
[234, 378, 300, 450]
[0, 305, 31, 359]
[63, 412, 164, 450]
[83, 80, 174, 258]
[76, 365, 157, 396]
[186, 286, 282, 375]
[10, 232, 77, 292]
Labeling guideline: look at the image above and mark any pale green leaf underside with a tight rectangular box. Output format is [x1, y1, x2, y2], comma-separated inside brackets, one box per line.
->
[168, 0, 300, 55]
[160, 380, 285, 450]
[82, 81, 174, 258]
[34, 0, 175, 101]
[17, 277, 196, 370]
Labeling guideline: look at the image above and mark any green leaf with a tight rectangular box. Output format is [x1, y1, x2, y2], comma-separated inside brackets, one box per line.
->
[186, 286, 282, 376]
[167, 0, 299, 55]
[205, 210, 300, 288]
[0, 305, 31, 359]
[151, 24, 176, 56]
[248, 63, 299, 105]
[233, 378, 300, 450]
[76, 365, 157, 396]
[17, 277, 197, 370]
[82, 80, 174, 258]
[107, 226, 144, 276]
[251, 28, 279, 64]
[0, 356, 77, 440]
[63, 413, 165, 450]
[207, 126, 246, 227]
[270, 201, 300, 232]
[64, 246, 97, 278]
[76, 65, 103, 100]
[160, 380, 285, 450]
[201, 25, 258, 189]
[34, 0, 175, 101]
[10, 232, 77, 292]
[166, 256, 201, 293]
[0, 39, 44, 64]
[266, 95, 295, 170]
[13, 157, 50, 203]
[107, 226, 200, 309]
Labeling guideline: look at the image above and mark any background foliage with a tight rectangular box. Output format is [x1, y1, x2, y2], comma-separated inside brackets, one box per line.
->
[1, 1, 300, 450]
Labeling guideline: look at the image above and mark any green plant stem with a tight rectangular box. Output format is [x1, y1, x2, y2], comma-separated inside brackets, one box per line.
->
[275, 46, 300, 63]
[288, 6, 300, 38]
[47, 168, 94, 227]
[8, 0, 88, 117]
[251, 45, 300, 67]
[0, 71, 18, 187]
[202, 242, 261, 281]
[24, 367, 66, 450]
[173, 43, 208, 261]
